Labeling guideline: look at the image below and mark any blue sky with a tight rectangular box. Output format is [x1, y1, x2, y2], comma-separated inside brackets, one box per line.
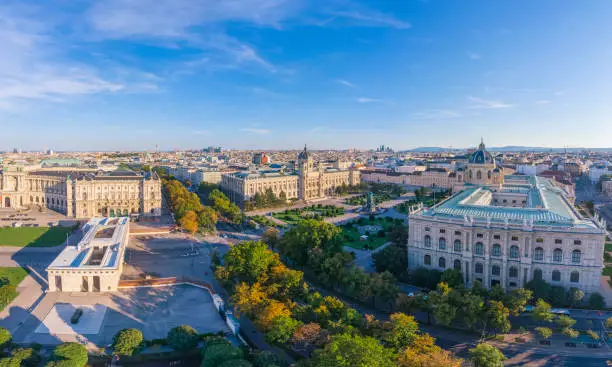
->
[1, 0, 611, 151]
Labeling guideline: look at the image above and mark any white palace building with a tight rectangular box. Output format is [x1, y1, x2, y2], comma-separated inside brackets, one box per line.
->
[47, 217, 129, 293]
[407, 141, 606, 294]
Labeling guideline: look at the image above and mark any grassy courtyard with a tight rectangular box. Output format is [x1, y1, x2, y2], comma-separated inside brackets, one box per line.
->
[0, 267, 29, 311]
[272, 205, 345, 225]
[340, 216, 396, 250]
[0, 226, 73, 247]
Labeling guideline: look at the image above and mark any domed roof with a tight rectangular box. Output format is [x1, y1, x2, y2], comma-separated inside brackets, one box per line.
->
[469, 139, 495, 164]
[298, 145, 309, 160]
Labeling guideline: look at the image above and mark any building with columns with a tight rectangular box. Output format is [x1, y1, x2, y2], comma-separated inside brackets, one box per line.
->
[407, 141, 606, 295]
[221, 146, 360, 204]
[0, 165, 161, 218]
[47, 217, 129, 293]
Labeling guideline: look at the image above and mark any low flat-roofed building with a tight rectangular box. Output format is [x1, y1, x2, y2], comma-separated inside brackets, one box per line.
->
[47, 217, 130, 293]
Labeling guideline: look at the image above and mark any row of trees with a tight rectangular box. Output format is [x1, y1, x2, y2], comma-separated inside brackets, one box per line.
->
[526, 278, 606, 309]
[163, 179, 218, 234]
[214, 240, 470, 366]
[274, 219, 399, 309]
[208, 189, 242, 225]
[244, 188, 288, 211]
[334, 182, 368, 196]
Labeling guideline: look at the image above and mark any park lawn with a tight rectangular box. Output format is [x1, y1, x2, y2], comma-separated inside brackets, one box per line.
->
[0, 226, 73, 247]
[603, 267, 612, 276]
[0, 267, 29, 311]
[605, 243, 612, 252]
[272, 213, 303, 225]
[0, 267, 29, 287]
[341, 217, 395, 250]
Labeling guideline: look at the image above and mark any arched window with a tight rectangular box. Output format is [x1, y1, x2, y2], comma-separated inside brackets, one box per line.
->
[438, 237, 446, 250]
[424, 235, 431, 248]
[509, 245, 519, 259]
[534, 247, 544, 261]
[439, 257, 446, 269]
[453, 259, 461, 270]
[454, 239, 462, 252]
[553, 248, 563, 262]
[570, 271, 579, 283]
[475, 263, 483, 274]
[424, 254, 431, 265]
[509, 267, 518, 278]
[552, 270, 561, 282]
[477, 171, 482, 180]
[491, 265, 501, 276]
[572, 250, 581, 264]
[533, 269, 543, 281]
[474, 242, 484, 255]
[491, 244, 501, 257]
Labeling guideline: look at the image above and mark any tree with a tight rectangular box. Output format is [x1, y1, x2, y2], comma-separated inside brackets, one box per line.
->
[197, 206, 218, 233]
[372, 244, 406, 277]
[167, 325, 199, 351]
[48, 343, 88, 367]
[262, 228, 280, 248]
[291, 323, 327, 354]
[224, 241, 281, 283]
[0, 327, 11, 348]
[549, 286, 568, 307]
[397, 334, 462, 367]
[503, 288, 533, 316]
[179, 210, 199, 234]
[278, 219, 343, 266]
[427, 283, 456, 326]
[567, 287, 584, 308]
[218, 361, 252, 367]
[411, 268, 441, 290]
[232, 282, 268, 317]
[469, 343, 506, 367]
[112, 328, 143, 356]
[486, 300, 511, 334]
[266, 316, 300, 344]
[606, 317, 612, 329]
[312, 333, 396, 367]
[535, 327, 553, 340]
[439, 269, 463, 288]
[588, 292, 606, 309]
[257, 301, 291, 331]
[201, 341, 244, 367]
[561, 328, 579, 338]
[526, 279, 552, 301]
[586, 329, 599, 341]
[0, 358, 20, 367]
[555, 315, 576, 329]
[532, 299, 554, 323]
[11, 348, 40, 367]
[459, 292, 484, 330]
[384, 313, 419, 350]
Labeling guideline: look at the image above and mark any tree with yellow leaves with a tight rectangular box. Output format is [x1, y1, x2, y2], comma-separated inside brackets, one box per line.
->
[178, 210, 198, 235]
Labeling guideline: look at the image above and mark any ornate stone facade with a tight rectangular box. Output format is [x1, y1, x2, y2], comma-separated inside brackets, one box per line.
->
[407, 142, 606, 295]
[221, 146, 360, 204]
[0, 166, 161, 218]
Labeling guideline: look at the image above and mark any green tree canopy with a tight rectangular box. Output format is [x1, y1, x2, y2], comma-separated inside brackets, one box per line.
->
[167, 325, 199, 351]
[112, 328, 143, 356]
[469, 343, 506, 367]
[312, 333, 396, 367]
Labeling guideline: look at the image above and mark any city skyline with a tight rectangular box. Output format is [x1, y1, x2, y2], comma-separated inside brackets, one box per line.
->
[2, 0, 612, 150]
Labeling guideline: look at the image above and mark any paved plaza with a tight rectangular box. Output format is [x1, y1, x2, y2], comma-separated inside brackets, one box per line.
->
[7, 285, 230, 346]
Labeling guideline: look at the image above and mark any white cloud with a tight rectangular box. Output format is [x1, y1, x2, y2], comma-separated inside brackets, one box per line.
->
[327, 7, 410, 29]
[468, 96, 515, 109]
[0, 3, 146, 109]
[412, 109, 462, 120]
[467, 52, 481, 60]
[357, 97, 384, 103]
[334, 79, 355, 88]
[241, 128, 270, 134]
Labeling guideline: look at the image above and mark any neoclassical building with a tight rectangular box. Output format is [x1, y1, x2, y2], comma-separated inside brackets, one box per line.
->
[0, 165, 161, 218]
[47, 217, 129, 292]
[221, 146, 360, 205]
[407, 142, 606, 295]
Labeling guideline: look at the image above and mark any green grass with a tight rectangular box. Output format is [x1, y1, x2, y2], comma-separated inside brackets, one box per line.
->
[0, 267, 29, 286]
[605, 243, 612, 252]
[603, 267, 612, 276]
[341, 217, 394, 250]
[0, 226, 73, 247]
[0, 267, 29, 311]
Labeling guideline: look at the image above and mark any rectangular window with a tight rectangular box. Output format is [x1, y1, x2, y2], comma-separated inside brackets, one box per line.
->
[439, 229, 445, 233]
[477, 233, 483, 238]
[493, 235, 501, 240]
[573, 240, 582, 245]
[512, 236, 519, 241]
[454, 231, 461, 236]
